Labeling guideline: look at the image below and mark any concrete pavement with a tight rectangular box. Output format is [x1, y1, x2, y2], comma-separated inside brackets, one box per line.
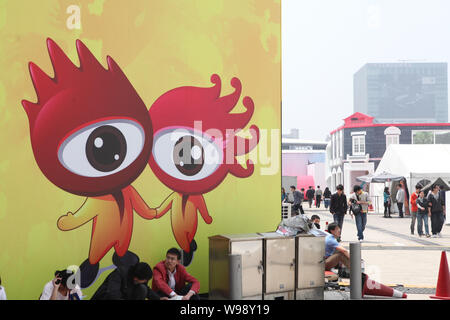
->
[303, 205, 450, 300]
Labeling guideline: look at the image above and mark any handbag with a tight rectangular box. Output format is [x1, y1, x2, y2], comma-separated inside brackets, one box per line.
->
[351, 194, 362, 215]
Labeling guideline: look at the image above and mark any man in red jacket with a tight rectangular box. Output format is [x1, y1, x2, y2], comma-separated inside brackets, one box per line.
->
[410, 184, 422, 235]
[152, 248, 200, 300]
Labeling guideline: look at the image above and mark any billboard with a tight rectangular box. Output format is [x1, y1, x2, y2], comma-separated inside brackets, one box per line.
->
[0, 0, 281, 299]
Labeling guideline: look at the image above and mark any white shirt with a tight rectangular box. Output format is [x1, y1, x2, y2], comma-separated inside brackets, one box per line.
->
[0, 286, 6, 300]
[396, 189, 405, 203]
[40, 281, 83, 300]
[167, 268, 196, 298]
[168, 269, 177, 297]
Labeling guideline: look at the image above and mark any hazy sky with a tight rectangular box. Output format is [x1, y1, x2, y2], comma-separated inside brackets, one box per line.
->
[282, 0, 450, 141]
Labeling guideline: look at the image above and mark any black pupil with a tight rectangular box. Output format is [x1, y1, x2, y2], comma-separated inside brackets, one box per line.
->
[86, 125, 127, 172]
[173, 136, 204, 176]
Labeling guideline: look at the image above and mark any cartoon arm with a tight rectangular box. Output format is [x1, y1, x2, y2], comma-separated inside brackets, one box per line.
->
[130, 186, 174, 219]
[155, 192, 175, 219]
[57, 198, 97, 231]
[192, 195, 213, 224]
[129, 186, 157, 220]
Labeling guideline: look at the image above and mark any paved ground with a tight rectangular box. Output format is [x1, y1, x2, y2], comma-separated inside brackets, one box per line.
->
[303, 205, 450, 300]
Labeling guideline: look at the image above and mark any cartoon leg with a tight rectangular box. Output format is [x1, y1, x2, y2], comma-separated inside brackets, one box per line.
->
[78, 259, 100, 289]
[112, 250, 140, 268]
[181, 239, 197, 267]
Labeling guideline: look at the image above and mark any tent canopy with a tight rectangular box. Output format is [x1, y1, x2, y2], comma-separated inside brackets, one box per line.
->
[371, 144, 450, 210]
[357, 171, 404, 183]
[375, 144, 450, 184]
[421, 177, 450, 195]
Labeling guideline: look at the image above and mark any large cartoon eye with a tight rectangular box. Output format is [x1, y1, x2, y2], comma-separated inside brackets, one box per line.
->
[58, 119, 145, 177]
[153, 128, 223, 181]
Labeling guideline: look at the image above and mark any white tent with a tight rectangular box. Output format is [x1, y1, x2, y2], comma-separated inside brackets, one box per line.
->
[370, 144, 450, 212]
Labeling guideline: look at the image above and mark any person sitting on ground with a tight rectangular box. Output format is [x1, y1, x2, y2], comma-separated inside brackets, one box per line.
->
[324, 223, 350, 272]
[91, 262, 162, 300]
[40, 269, 83, 300]
[0, 276, 6, 300]
[152, 248, 200, 300]
[310, 215, 321, 229]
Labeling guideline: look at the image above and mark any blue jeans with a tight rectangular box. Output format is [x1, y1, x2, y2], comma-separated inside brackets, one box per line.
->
[333, 213, 345, 231]
[417, 212, 429, 235]
[324, 199, 331, 209]
[355, 212, 367, 240]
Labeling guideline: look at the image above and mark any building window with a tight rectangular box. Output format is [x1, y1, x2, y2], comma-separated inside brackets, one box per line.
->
[412, 130, 450, 145]
[352, 135, 365, 155]
[435, 130, 450, 144]
[384, 126, 401, 148]
[412, 131, 434, 144]
[386, 135, 399, 147]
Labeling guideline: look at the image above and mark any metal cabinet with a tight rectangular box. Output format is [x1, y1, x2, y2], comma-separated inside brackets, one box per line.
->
[209, 234, 264, 300]
[209, 232, 325, 300]
[296, 234, 325, 300]
[258, 232, 296, 299]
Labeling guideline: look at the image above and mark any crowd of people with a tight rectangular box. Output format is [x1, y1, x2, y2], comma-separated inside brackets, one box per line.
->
[284, 184, 371, 242]
[282, 185, 332, 210]
[283, 181, 447, 241]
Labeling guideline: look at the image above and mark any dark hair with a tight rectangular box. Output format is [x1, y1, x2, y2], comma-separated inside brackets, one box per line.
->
[336, 184, 344, 191]
[311, 215, 320, 221]
[317, 186, 320, 188]
[440, 185, 445, 190]
[353, 185, 361, 193]
[132, 262, 153, 281]
[415, 184, 423, 190]
[167, 248, 182, 260]
[301, 188, 305, 191]
[54, 270, 73, 287]
[327, 222, 339, 233]
[432, 184, 439, 191]
[384, 187, 389, 193]
[290, 185, 296, 190]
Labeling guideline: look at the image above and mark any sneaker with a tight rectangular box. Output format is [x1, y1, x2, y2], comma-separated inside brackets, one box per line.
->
[438, 233, 443, 238]
[432, 234, 437, 238]
[418, 234, 422, 237]
[426, 234, 431, 238]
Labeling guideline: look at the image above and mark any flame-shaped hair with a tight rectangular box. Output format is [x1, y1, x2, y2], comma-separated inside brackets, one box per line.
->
[149, 74, 260, 195]
[22, 38, 140, 131]
[21, 38, 152, 199]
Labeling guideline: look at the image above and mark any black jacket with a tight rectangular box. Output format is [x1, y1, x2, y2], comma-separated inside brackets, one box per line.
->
[416, 197, 428, 214]
[428, 193, 444, 214]
[91, 265, 160, 300]
[330, 192, 348, 215]
[306, 189, 315, 200]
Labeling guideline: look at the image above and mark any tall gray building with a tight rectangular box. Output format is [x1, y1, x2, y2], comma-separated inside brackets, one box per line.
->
[354, 63, 448, 123]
